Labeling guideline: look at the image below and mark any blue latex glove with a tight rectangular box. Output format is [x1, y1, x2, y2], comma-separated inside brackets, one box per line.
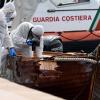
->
[26, 39, 33, 46]
[8, 47, 16, 57]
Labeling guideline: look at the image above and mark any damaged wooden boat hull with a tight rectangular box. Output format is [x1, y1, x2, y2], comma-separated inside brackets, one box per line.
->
[38, 57, 96, 100]
[7, 52, 97, 100]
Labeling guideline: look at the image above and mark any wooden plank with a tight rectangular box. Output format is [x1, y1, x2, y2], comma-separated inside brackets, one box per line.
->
[0, 78, 64, 100]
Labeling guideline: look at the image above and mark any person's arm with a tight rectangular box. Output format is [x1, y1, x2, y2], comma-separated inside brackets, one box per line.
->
[0, 21, 6, 47]
[11, 30, 29, 48]
[13, 35, 27, 45]
[3, 30, 14, 48]
[0, 18, 16, 57]
[0, 11, 9, 48]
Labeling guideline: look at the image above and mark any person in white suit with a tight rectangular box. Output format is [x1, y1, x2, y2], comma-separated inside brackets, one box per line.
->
[0, 1, 16, 78]
[10, 22, 44, 58]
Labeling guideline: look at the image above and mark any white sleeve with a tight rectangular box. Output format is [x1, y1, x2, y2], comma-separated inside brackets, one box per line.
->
[12, 34, 27, 45]
[0, 12, 5, 45]
[3, 31, 14, 48]
[0, 11, 13, 48]
[0, 21, 6, 46]
[11, 34, 31, 49]
[10, 28, 28, 47]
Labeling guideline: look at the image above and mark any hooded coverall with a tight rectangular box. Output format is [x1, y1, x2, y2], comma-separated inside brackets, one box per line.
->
[0, 1, 16, 79]
[0, 9, 14, 77]
[10, 22, 44, 58]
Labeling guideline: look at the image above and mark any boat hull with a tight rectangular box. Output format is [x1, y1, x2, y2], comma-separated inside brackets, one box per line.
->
[7, 52, 97, 100]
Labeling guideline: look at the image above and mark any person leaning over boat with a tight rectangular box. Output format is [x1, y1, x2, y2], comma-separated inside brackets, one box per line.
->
[43, 35, 63, 52]
[10, 22, 44, 58]
[0, 1, 16, 78]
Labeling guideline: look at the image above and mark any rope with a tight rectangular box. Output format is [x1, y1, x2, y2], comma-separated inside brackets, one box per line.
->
[54, 57, 97, 64]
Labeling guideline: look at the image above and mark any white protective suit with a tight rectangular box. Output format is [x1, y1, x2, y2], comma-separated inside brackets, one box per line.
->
[10, 22, 44, 58]
[0, 1, 16, 78]
[0, 13, 13, 74]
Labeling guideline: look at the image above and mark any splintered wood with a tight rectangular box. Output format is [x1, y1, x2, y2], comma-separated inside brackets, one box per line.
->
[40, 60, 58, 70]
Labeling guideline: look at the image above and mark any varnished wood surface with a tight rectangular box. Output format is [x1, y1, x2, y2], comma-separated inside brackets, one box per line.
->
[10, 52, 96, 100]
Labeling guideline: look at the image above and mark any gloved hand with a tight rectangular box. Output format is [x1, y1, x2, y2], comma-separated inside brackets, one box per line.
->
[26, 39, 33, 46]
[8, 47, 16, 57]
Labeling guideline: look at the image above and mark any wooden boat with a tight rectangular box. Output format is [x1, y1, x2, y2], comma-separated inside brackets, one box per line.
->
[7, 52, 97, 100]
